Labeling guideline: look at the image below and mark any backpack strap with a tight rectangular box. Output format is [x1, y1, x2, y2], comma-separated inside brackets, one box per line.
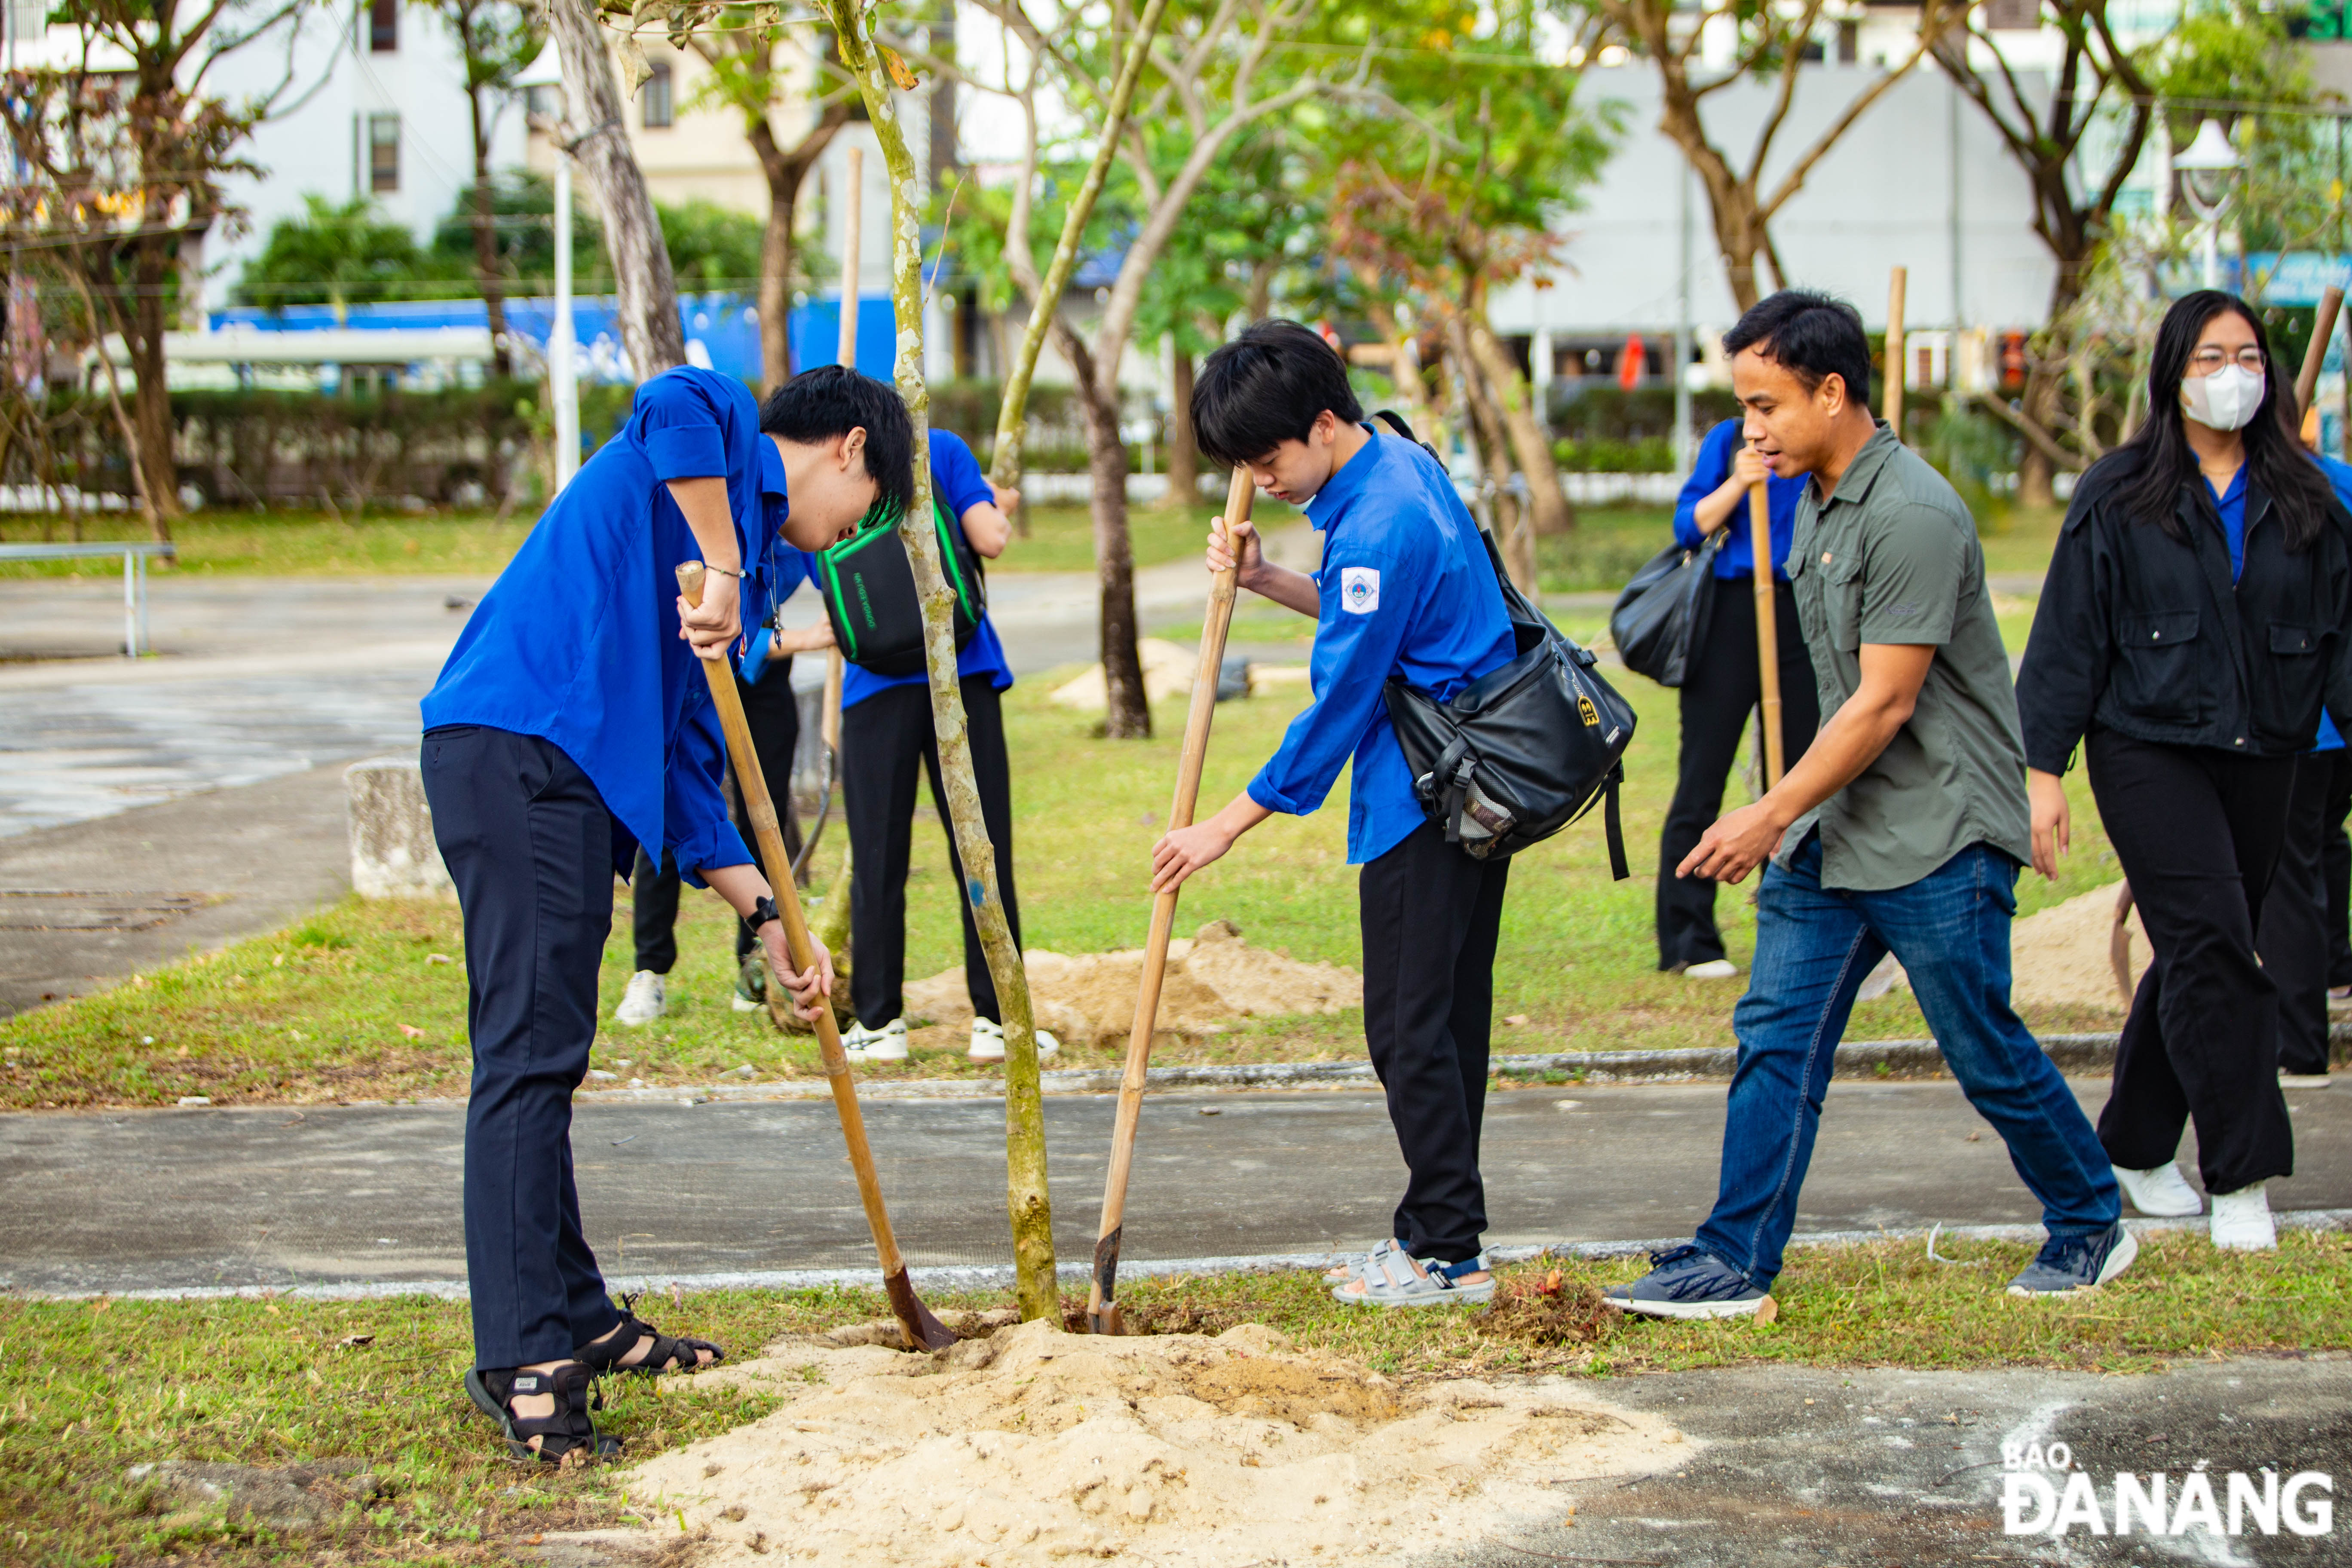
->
[1373, 408, 1445, 466]
[1602, 765, 1629, 882]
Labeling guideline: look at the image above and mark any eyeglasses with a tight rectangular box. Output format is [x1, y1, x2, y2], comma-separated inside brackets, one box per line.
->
[2188, 346, 2266, 376]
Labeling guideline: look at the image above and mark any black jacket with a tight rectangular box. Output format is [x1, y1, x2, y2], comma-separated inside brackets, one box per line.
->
[2016, 447, 2352, 774]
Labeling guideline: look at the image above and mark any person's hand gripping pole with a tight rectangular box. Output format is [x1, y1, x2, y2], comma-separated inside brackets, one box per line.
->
[677, 560, 955, 1353]
[1086, 469, 1253, 1335]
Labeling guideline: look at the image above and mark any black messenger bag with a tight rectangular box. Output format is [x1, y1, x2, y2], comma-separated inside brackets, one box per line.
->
[1367, 412, 1638, 875]
[815, 499, 986, 677]
[1609, 531, 1719, 688]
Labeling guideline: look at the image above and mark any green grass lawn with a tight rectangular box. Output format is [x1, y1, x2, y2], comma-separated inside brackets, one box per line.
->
[0, 640, 2125, 1108]
[0, 501, 1205, 581]
[4, 1229, 2344, 1567]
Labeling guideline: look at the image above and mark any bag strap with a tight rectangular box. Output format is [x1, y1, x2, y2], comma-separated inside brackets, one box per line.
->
[1602, 765, 1629, 882]
[1427, 733, 1479, 845]
[1373, 408, 1443, 465]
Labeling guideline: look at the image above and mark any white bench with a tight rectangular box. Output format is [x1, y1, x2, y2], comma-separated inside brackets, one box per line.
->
[0, 540, 178, 655]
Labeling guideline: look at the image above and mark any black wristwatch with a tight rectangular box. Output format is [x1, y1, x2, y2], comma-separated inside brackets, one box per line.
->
[745, 895, 780, 937]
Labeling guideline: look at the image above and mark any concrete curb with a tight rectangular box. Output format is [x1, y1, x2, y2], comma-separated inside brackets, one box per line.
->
[43, 1207, 2352, 1303]
[575, 1026, 2352, 1105]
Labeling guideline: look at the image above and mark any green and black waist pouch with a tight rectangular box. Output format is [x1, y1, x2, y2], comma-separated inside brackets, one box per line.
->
[815, 500, 987, 677]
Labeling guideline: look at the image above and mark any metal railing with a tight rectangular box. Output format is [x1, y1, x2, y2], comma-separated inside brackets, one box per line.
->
[0, 541, 178, 656]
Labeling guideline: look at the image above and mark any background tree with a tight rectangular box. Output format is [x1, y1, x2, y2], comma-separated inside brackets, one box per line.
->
[417, 0, 544, 376]
[235, 196, 427, 315]
[686, 11, 855, 390]
[1596, 0, 1948, 311]
[0, 0, 321, 536]
[1930, 0, 2154, 504]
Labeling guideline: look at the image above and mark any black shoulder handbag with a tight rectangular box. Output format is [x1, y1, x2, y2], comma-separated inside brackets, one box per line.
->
[815, 498, 987, 677]
[1369, 411, 1639, 876]
[1609, 532, 1719, 688]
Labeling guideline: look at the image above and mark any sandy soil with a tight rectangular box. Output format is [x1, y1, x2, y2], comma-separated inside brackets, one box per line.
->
[905, 920, 1362, 1047]
[617, 1317, 1687, 1565]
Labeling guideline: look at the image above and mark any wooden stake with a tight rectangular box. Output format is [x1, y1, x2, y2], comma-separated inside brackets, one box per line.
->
[1884, 266, 1908, 437]
[677, 559, 953, 1353]
[2295, 285, 2343, 429]
[1750, 482, 1785, 789]
[837, 145, 862, 371]
[1086, 467, 1253, 1335]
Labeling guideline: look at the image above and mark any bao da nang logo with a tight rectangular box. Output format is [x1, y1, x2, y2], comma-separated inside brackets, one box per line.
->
[2001, 1441, 2334, 1539]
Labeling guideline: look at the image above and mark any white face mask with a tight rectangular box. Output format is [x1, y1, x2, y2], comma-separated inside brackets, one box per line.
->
[2180, 364, 2266, 432]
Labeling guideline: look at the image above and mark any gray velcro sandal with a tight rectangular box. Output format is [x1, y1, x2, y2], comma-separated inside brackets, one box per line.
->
[1333, 1249, 1494, 1308]
[1323, 1237, 1403, 1286]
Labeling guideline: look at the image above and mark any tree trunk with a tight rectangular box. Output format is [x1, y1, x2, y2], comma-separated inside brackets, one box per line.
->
[984, 0, 1169, 494]
[129, 244, 178, 536]
[1446, 319, 1532, 588]
[458, 28, 514, 381]
[1162, 340, 1197, 509]
[1064, 328, 1150, 739]
[758, 181, 798, 392]
[1464, 311, 1573, 536]
[547, 0, 684, 377]
[824, 0, 1058, 1324]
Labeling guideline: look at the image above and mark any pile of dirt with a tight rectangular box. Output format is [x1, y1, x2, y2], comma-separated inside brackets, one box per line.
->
[905, 919, 1362, 1046]
[1873, 879, 2144, 1014]
[1049, 638, 1203, 710]
[623, 1317, 1687, 1565]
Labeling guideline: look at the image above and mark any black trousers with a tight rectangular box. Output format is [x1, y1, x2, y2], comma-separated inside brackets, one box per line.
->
[2260, 749, 2352, 1075]
[843, 677, 1020, 1028]
[2087, 728, 2297, 1194]
[420, 726, 624, 1370]
[631, 662, 799, 972]
[1656, 575, 1821, 970]
[1359, 821, 1511, 1264]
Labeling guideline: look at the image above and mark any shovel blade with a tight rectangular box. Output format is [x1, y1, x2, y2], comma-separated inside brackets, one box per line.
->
[883, 1267, 959, 1352]
[1087, 1300, 1126, 1336]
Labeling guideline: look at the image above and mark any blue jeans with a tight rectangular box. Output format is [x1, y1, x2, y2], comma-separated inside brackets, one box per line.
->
[1694, 835, 2119, 1289]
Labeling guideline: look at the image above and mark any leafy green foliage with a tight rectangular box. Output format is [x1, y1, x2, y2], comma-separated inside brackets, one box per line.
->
[233, 197, 430, 312]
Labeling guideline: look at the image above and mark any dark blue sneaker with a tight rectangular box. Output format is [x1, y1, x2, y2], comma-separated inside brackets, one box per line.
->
[1602, 1243, 1770, 1320]
[2007, 1222, 2137, 1298]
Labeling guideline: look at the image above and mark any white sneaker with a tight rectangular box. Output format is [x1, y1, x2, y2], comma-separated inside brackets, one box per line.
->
[968, 1017, 1058, 1062]
[2211, 1182, 2277, 1251]
[616, 971, 666, 1026]
[2113, 1161, 2203, 1217]
[1681, 960, 1738, 981]
[841, 1017, 908, 1063]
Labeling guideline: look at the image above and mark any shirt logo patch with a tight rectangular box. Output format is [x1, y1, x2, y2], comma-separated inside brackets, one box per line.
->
[1340, 566, 1380, 614]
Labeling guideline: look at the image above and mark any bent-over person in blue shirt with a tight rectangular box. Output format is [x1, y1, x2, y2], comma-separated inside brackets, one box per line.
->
[417, 364, 912, 1464]
[1151, 321, 1517, 1308]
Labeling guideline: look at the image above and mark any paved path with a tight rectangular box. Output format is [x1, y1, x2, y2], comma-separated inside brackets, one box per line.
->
[3, 1076, 2345, 1297]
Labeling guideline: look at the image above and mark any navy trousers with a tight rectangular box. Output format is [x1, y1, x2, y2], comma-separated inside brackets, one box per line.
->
[422, 725, 626, 1370]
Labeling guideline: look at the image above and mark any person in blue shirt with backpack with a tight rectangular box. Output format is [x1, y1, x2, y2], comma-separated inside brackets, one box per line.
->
[826, 427, 1060, 1065]
[1656, 417, 1817, 981]
[1151, 320, 1517, 1309]
[418, 363, 910, 1464]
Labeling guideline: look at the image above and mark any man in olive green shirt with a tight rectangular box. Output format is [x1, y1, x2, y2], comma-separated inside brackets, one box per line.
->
[1604, 292, 2127, 1320]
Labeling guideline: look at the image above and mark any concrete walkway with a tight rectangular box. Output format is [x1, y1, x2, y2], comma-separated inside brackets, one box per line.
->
[3, 1075, 2344, 1298]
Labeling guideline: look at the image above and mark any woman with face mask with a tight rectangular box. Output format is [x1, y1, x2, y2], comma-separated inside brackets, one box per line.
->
[2015, 290, 2352, 1251]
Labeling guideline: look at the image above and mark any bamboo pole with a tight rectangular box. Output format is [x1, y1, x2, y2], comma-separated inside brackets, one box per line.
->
[2295, 285, 2343, 428]
[1087, 469, 1252, 1336]
[678, 560, 953, 1352]
[837, 146, 862, 370]
[823, 0, 1060, 1321]
[1884, 266, 1907, 437]
[1751, 483, 1785, 788]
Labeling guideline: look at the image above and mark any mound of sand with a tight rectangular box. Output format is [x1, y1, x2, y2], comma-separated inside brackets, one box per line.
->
[1871, 879, 2144, 1013]
[1049, 638, 1203, 710]
[623, 1317, 1687, 1565]
[905, 919, 1362, 1047]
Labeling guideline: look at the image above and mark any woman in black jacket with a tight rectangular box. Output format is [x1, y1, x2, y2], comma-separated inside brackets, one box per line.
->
[2017, 290, 2352, 1252]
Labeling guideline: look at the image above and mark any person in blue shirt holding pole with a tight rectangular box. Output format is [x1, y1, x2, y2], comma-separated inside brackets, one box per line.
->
[827, 427, 1060, 1065]
[1152, 321, 1517, 1308]
[417, 363, 911, 1464]
[1655, 417, 1818, 980]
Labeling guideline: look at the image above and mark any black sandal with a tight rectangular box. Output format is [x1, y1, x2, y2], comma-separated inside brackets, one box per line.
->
[576, 1295, 726, 1378]
[464, 1362, 622, 1466]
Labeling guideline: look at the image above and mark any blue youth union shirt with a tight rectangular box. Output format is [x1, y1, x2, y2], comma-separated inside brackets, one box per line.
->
[1248, 427, 1517, 864]
[422, 366, 783, 885]
[839, 428, 1015, 708]
[1672, 416, 1805, 580]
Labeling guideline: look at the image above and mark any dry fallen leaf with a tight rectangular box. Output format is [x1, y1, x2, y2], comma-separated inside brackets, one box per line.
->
[336, 1333, 376, 1349]
[1537, 1268, 1563, 1297]
[1754, 1295, 1779, 1326]
[397, 1024, 424, 1039]
[1502, 1014, 1529, 1026]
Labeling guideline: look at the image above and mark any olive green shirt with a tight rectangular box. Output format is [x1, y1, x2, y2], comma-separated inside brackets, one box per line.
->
[1779, 425, 2033, 891]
